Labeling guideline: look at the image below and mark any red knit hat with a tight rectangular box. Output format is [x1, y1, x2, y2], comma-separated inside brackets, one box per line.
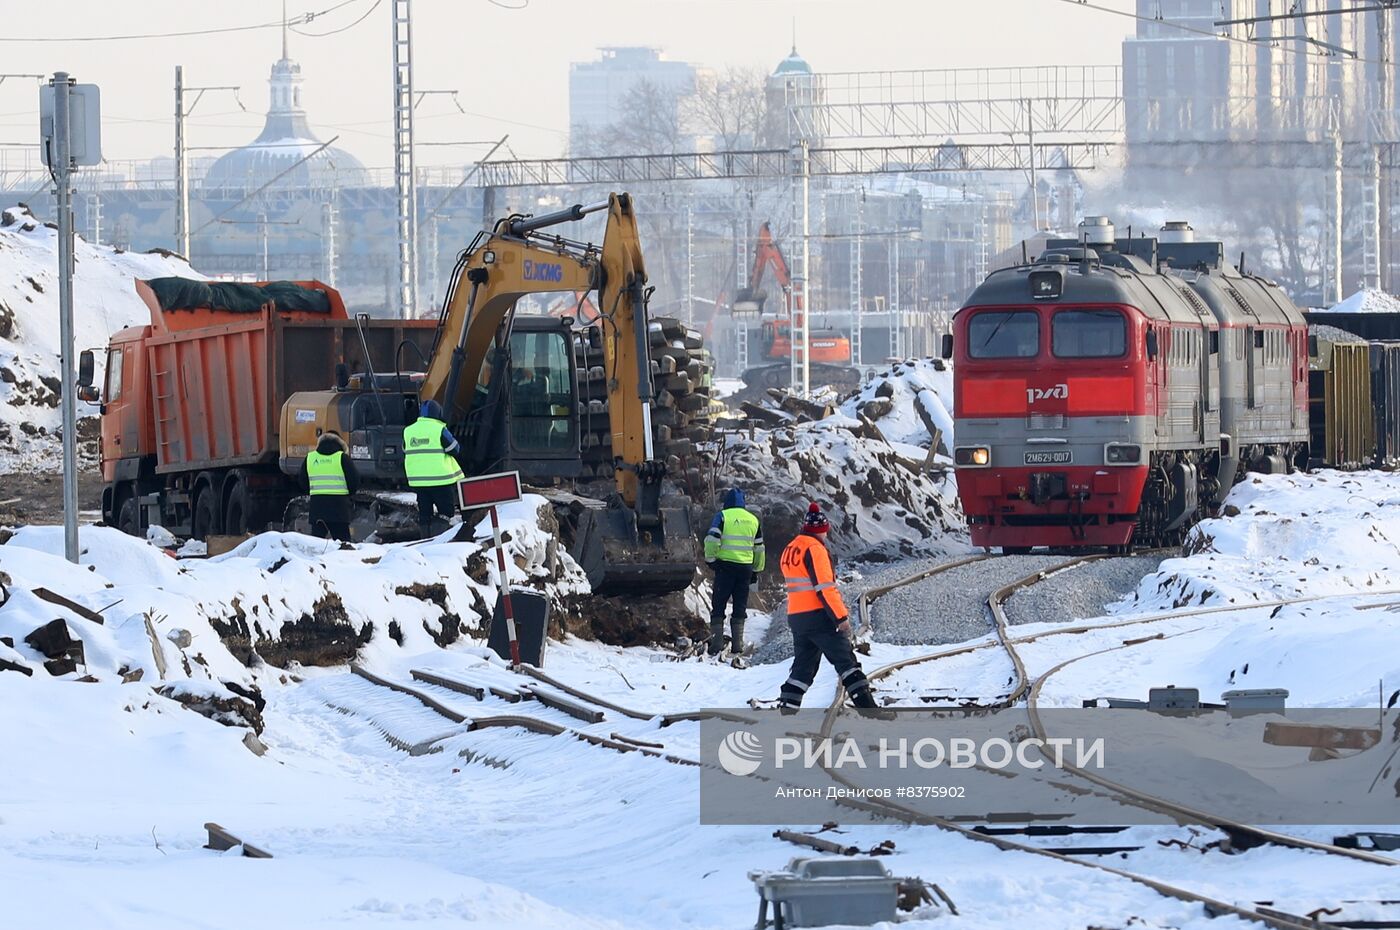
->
[802, 502, 830, 534]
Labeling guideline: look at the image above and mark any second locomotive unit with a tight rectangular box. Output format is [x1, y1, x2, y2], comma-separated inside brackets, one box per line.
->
[951, 217, 1308, 552]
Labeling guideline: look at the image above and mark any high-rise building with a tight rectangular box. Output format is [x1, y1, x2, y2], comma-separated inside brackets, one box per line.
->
[1123, 0, 1399, 144]
[568, 47, 699, 148]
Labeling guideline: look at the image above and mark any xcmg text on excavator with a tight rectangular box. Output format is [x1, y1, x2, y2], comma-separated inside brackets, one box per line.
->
[279, 193, 701, 595]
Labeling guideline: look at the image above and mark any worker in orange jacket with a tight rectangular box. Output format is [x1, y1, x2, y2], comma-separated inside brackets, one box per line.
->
[778, 502, 878, 713]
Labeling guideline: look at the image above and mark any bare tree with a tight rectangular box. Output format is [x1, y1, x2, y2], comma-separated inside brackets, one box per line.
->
[684, 67, 769, 151]
[573, 80, 684, 158]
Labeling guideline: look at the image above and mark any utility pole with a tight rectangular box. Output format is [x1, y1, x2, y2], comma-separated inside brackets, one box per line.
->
[391, 0, 418, 318]
[173, 66, 239, 261]
[849, 187, 864, 368]
[1333, 104, 1345, 304]
[87, 191, 101, 246]
[1026, 98, 1041, 232]
[790, 139, 812, 395]
[321, 199, 337, 286]
[684, 203, 694, 326]
[257, 212, 269, 280]
[41, 72, 100, 564]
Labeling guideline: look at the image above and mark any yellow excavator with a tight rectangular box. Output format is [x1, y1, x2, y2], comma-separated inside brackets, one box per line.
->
[278, 193, 701, 595]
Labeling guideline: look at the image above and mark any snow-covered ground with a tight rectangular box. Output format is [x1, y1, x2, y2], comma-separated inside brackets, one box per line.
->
[0, 204, 200, 469]
[4, 460, 1399, 925]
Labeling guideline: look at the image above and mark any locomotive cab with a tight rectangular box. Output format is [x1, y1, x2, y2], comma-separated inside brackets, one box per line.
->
[952, 218, 1305, 552]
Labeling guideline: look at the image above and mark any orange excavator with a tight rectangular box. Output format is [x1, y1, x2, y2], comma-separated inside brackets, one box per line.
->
[732, 222, 860, 391]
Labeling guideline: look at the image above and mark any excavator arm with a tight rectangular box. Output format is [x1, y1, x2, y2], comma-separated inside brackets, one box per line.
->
[421, 193, 696, 593]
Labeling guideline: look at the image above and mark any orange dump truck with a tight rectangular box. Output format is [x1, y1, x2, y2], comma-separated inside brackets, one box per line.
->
[92, 278, 434, 538]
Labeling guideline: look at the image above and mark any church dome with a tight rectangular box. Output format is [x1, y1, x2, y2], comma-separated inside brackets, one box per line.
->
[203, 31, 366, 191]
[773, 46, 812, 77]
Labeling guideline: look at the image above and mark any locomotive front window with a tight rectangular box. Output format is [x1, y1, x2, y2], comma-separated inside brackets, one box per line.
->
[1052, 309, 1126, 358]
[968, 311, 1039, 359]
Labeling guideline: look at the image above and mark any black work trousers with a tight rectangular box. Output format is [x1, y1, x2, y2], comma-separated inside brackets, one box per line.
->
[708, 563, 752, 654]
[313, 520, 352, 542]
[779, 610, 870, 708]
[415, 484, 457, 537]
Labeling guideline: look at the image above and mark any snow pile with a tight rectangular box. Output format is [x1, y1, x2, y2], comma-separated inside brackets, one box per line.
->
[0, 204, 199, 470]
[0, 496, 585, 714]
[721, 415, 964, 562]
[840, 357, 954, 451]
[1321, 287, 1400, 315]
[1089, 470, 1400, 706]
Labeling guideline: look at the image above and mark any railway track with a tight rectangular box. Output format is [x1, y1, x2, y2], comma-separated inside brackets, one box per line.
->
[305, 554, 1399, 930]
[818, 551, 1399, 929]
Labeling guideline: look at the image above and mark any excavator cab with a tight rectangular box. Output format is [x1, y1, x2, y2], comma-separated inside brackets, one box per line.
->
[460, 315, 582, 479]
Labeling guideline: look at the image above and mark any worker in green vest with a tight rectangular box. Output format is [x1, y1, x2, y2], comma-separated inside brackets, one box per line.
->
[704, 487, 765, 658]
[404, 399, 465, 539]
[301, 431, 360, 541]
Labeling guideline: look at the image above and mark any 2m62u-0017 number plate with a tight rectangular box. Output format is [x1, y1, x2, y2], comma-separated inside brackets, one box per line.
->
[1024, 450, 1072, 465]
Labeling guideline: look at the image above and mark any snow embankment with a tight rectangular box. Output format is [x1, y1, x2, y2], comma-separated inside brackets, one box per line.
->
[0, 496, 585, 728]
[1094, 470, 1400, 707]
[718, 357, 963, 562]
[0, 204, 199, 470]
[839, 357, 954, 452]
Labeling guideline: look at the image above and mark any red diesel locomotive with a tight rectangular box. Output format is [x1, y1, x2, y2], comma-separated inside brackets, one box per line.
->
[950, 218, 1309, 552]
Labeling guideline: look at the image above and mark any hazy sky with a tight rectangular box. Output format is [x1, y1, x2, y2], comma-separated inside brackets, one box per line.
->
[0, 0, 1133, 169]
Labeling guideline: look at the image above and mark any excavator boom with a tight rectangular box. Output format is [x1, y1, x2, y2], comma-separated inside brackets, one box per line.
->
[421, 193, 697, 595]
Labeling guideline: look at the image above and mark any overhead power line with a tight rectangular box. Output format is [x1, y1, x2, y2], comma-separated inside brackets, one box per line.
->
[0, 0, 362, 42]
[1053, 0, 1388, 65]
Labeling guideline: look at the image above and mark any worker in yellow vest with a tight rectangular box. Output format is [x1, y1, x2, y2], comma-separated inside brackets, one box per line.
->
[703, 487, 765, 658]
[302, 431, 360, 541]
[777, 503, 878, 714]
[403, 399, 465, 539]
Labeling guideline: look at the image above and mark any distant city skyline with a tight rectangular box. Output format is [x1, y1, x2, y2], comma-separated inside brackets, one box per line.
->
[0, 0, 1133, 168]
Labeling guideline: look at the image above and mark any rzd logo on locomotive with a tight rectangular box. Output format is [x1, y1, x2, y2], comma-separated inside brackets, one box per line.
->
[1026, 383, 1069, 404]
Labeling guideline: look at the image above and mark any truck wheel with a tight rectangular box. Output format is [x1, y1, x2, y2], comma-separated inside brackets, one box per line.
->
[193, 488, 221, 539]
[224, 480, 252, 536]
[117, 496, 142, 537]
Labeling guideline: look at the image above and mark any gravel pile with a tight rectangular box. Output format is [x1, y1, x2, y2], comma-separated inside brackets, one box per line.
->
[999, 555, 1166, 627]
[751, 552, 970, 665]
[867, 555, 1066, 646]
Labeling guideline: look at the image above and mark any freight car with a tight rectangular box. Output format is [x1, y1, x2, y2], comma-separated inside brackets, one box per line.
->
[1308, 334, 1400, 470]
[949, 218, 1309, 552]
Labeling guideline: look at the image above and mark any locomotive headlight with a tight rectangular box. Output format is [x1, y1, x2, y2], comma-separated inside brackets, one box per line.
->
[956, 446, 991, 467]
[1104, 443, 1141, 464]
[1028, 269, 1064, 300]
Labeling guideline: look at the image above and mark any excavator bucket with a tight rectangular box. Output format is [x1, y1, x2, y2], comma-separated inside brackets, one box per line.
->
[566, 495, 699, 597]
[732, 287, 767, 316]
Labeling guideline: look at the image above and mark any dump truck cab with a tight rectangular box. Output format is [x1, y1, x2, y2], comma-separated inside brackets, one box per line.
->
[97, 323, 157, 527]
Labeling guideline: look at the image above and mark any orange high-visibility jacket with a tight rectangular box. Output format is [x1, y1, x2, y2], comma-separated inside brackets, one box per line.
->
[781, 533, 848, 622]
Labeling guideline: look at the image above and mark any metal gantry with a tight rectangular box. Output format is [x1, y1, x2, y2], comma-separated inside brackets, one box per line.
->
[391, 0, 417, 318]
[785, 66, 1124, 142]
[471, 142, 1107, 188]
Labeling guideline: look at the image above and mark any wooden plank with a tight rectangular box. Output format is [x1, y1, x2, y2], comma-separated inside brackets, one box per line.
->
[411, 668, 484, 700]
[1263, 721, 1381, 751]
[526, 686, 605, 724]
[350, 664, 469, 723]
[31, 588, 105, 625]
[204, 822, 273, 859]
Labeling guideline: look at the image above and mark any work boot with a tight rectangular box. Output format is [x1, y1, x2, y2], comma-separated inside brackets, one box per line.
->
[779, 703, 800, 717]
[850, 688, 896, 720]
[729, 620, 745, 655]
[707, 619, 726, 656]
